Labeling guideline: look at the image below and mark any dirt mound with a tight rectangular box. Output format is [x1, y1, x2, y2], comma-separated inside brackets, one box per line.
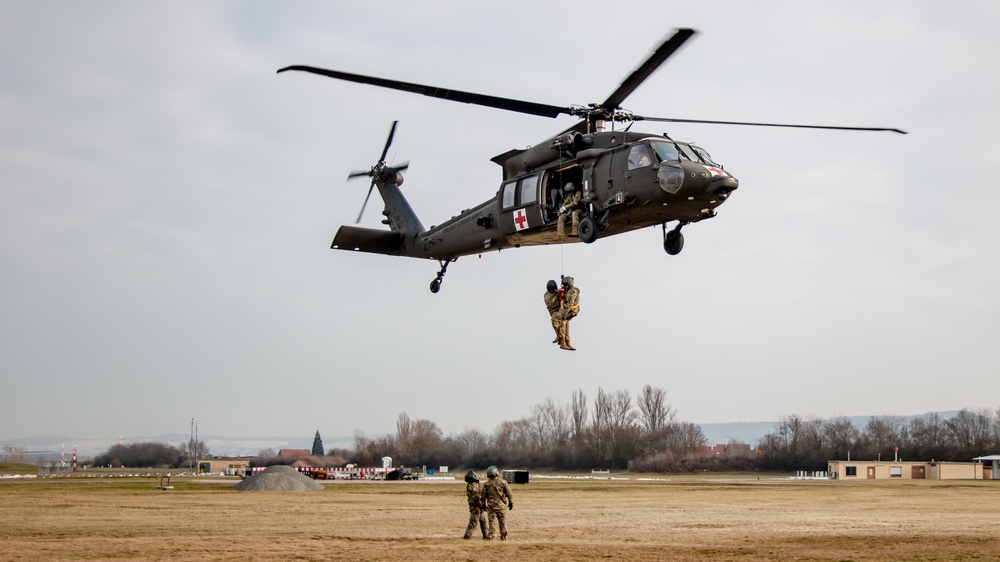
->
[231, 465, 325, 492]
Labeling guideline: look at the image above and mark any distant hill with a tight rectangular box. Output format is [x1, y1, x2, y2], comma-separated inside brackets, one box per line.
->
[0, 433, 356, 461]
[697, 411, 962, 446]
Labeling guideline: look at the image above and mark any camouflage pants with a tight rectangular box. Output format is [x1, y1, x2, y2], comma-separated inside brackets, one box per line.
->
[557, 209, 582, 237]
[486, 506, 508, 540]
[464, 505, 487, 539]
[549, 313, 563, 341]
[559, 309, 578, 342]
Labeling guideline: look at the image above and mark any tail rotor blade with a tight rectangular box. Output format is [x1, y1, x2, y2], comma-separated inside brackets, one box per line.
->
[379, 121, 398, 163]
[347, 169, 371, 180]
[356, 180, 376, 223]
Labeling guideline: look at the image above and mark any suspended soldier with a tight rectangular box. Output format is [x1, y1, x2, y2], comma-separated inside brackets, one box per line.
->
[463, 470, 488, 540]
[559, 276, 580, 351]
[544, 279, 564, 346]
[480, 465, 514, 540]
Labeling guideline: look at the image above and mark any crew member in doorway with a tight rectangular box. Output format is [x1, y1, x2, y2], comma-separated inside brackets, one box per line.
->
[544, 279, 564, 346]
[559, 276, 580, 351]
[557, 182, 583, 238]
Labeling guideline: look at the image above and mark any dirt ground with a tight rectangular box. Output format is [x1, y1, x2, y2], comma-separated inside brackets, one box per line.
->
[2, 474, 998, 561]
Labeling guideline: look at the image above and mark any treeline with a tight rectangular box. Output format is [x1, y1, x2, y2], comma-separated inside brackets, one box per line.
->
[91, 440, 209, 468]
[351, 385, 717, 472]
[757, 408, 1000, 471]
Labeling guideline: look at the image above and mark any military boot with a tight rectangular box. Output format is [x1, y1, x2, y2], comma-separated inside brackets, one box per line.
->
[561, 325, 576, 351]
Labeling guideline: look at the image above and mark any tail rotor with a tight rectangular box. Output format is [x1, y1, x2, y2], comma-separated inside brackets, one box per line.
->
[347, 121, 409, 223]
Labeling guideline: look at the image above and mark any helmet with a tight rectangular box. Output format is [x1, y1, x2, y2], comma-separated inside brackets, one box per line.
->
[464, 470, 478, 483]
[486, 465, 499, 478]
[563, 182, 575, 193]
[562, 276, 574, 287]
[546, 279, 557, 292]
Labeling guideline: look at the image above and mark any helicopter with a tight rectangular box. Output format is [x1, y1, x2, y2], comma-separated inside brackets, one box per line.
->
[278, 28, 905, 293]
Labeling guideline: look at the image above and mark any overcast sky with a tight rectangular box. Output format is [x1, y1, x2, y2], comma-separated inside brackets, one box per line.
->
[2, 1, 998, 444]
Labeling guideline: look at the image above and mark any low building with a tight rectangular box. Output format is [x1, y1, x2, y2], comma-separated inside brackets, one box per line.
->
[278, 449, 311, 460]
[197, 457, 251, 475]
[828, 460, 983, 480]
[972, 454, 1000, 479]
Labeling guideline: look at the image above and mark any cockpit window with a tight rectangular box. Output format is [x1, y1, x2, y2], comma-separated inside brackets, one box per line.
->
[676, 143, 699, 161]
[627, 144, 653, 170]
[651, 141, 680, 162]
[691, 145, 720, 167]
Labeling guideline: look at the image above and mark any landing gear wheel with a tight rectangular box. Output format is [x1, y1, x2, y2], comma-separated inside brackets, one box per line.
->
[428, 258, 454, 294]
[663, 222, 686, 255]
[665, 231, 684, 255]
[578, 216, 598, 244]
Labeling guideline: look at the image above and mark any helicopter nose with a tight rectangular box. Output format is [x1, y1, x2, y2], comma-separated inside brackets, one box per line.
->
[712, 176, 738, 200]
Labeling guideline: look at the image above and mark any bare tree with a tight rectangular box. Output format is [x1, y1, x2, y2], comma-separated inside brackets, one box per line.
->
[945, 408, 994, 456]
[822, 417, 860, 458]
[2, 444, 28, 464]
[570, 389, 588, 437]
[455, 428, 489, 464]
[906, 413, 948, 460]
[637, 385, 675, 433]
[408, 418, 443, 466]
[396, 412, 413, 459]
[529, 397, 571, 451]
[609, 389, 636, 429]
[861, 416, 903, 459]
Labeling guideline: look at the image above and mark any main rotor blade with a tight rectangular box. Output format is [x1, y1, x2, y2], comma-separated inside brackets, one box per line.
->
[601, 28, 697, 111]
[637, 115, 908, 134]
[278, 65, 570, 119]
[356, 180, 376, 224]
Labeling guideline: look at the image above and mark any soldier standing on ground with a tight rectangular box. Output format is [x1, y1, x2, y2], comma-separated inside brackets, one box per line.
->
[559, 276, 580, 351]
[480, 465, 514, 540]
[544, 279, 564, 347]
[463, 470, 488, 540]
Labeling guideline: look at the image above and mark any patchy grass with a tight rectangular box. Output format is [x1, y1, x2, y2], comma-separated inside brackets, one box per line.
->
[1, 475, 998, 560]
[0, 463, 35, 475]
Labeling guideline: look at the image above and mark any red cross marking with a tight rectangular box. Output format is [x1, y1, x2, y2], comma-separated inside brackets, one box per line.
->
[513, 209, 528, 230]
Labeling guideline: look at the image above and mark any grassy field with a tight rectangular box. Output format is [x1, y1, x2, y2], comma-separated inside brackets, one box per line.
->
[1, 473, 998, 561]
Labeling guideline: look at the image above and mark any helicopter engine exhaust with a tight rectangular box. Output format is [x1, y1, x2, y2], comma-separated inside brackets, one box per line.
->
[512, 132, 590, 172]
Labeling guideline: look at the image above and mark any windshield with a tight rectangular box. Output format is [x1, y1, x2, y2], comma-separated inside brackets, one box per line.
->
[671, 143, 696, 161]
[691, 145, 720, 167]
[651, 141, 679, 162]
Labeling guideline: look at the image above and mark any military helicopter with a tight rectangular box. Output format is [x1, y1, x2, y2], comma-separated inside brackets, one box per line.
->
[278, 28, 905, 293]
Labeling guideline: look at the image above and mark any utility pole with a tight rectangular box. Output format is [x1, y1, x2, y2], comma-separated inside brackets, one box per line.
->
[189, 418, 195, 473]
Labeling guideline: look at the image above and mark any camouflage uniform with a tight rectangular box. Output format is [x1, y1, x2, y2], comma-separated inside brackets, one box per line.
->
[481, 470, 514, 540]
[557, 190, 583, 238]
[463, 477, 488, 539]
[544, 285, 564, 345]
[559, 282, 580, 351]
